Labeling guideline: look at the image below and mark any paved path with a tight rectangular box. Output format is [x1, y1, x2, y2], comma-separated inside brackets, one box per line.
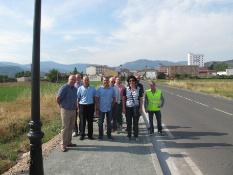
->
[43, 117, 162, 175]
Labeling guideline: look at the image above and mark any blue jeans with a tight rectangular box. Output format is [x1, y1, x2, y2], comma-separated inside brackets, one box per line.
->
[98, 111, 112, 137]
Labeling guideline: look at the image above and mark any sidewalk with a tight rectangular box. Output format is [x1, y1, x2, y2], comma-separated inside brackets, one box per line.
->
[43, 117, 161, 175]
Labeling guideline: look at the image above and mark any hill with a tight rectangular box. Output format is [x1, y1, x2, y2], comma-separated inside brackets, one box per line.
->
[0, 61, 90, 77]
[0, 65, 24, 77]
[120, 59, 186, 70]
[204, 59, 233, 68]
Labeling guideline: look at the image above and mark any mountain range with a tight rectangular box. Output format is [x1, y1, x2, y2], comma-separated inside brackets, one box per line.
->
[0, 59, 233, 77]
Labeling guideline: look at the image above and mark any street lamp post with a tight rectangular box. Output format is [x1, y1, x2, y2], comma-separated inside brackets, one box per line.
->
[28, 0, 44, 174]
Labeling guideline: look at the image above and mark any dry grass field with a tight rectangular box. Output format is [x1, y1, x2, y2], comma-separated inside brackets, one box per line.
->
[0, 82, 61, 174]
[162, 79, 233, 99]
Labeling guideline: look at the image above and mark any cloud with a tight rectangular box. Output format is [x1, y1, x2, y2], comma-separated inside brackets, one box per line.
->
[62, 29, 97, 41]
[41, 16, 55, 31]
[1, 0, 233, 66]
[96, 0, 233, 64]
[0, 32, 31, 45]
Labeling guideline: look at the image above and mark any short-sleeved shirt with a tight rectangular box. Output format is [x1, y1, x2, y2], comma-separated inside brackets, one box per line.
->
[77, 85, 96, 105]
[96, 86, 116, 112]
[74, 82, 82, 89]
[116, 84, 125, 101]
[123, 86, 143, 107]
[112, 85, 120, 104]
[57, 84, 77, 110]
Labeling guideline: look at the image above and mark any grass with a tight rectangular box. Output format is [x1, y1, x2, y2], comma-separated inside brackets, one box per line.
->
[0, 81, 62, 174]
[0, 80, 101, 174]
[159, 79, 233, 99]
[0, 82, 30, 102]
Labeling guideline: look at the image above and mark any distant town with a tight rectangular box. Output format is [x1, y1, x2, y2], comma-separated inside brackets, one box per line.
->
[0, 52, 233, 83]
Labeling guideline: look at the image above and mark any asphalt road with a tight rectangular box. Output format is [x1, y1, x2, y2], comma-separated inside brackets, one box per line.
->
[149, 83, 233, 175]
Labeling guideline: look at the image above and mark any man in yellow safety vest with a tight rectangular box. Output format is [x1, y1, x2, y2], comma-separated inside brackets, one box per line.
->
[144, 81, 164, 135]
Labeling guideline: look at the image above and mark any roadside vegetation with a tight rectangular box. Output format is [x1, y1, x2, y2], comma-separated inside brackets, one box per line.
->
[0, 81, 101, 174]
[159, 79, 233, 99]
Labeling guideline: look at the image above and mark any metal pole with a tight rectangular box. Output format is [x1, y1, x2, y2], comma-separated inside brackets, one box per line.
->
[28, 0, 44, 174]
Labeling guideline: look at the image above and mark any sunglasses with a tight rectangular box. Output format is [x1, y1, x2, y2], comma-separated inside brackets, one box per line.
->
[129, 79, 135, 82]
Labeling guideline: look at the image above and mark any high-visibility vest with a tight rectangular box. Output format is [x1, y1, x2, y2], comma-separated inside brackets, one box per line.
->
[146, 89, 161, 111]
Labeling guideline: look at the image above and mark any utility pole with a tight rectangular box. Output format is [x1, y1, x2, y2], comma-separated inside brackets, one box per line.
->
[28, 0, 44, 174]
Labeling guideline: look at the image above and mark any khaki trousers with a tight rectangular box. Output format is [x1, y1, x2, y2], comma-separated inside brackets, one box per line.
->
[60, 108, 76, 147]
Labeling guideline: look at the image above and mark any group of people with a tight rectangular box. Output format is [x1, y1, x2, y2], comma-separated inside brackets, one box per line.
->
[56, 74, 164, 152]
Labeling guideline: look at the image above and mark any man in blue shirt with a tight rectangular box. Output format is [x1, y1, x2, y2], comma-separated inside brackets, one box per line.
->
[56, 75, 77, 152]
[77, 76, 96, 140]
[96, 76, 116, 140]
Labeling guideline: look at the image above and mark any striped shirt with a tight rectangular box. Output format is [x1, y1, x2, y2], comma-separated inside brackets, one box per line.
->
[123, 86, 143, 107]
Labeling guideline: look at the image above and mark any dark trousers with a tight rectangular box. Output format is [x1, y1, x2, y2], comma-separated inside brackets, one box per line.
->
[148, 111, 162, 133]
[116, 102, 123, 127]
[126, 106, 140, 137]
[98, 111, 112, 137]
[79, 104, 94, 138]
[112, 103, 117, 130]
[73, 109, 80, 133]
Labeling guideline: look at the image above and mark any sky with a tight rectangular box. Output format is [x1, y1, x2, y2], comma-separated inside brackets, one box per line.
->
[0, 0, 233, 67]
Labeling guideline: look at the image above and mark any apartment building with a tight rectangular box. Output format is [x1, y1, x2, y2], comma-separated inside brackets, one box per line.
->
[188, 53, 204, 67]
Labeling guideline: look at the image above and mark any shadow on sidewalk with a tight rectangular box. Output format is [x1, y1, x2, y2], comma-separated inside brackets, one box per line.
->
[68, 144, 152, 155]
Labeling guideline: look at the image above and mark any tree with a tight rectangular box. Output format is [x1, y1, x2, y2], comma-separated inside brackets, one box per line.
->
[15, 71, 31, 78]
[47, 69, 60, 82]
[208, 62, 228, 71]
[0, 75, 15, 82]
[73, 67, 78, 74]
[157, 72, 166, 79]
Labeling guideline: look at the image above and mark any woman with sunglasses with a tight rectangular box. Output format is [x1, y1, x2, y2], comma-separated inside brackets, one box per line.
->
[122, 75, 143, 141]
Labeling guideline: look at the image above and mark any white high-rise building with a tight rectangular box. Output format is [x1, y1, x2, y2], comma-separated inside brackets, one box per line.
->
[187, 53, 204, 67]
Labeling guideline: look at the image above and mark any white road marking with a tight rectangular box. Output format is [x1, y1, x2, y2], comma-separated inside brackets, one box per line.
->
[140, 116, 163, 175]
[173, 92, 233, 117]
[193, 100, 209, 107]
[176, 94, 183, 98]
[142, 114, 181, 175]
[182, 152, 204, 175]
[142, 112, 204, 175]
[162, 124, 175, 139]
[213, 108, 233, 116]
[184, 97, 193, 101]
[163, 124, 204, 175]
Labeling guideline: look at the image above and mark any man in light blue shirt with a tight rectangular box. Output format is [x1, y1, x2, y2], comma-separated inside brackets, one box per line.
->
[77, 76, 96, 140]
[96, 76, 116, 140]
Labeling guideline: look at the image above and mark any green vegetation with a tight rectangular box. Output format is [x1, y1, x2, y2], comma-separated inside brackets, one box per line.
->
[0, 75, 16, 83]
[46, 69, 61, 82]
[0, 83, 30, 102]
[90, 81, 102, 88]
[208, 62, 229, 71]
[0, 82, 61, 174]
[15, 71, 31, 78]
